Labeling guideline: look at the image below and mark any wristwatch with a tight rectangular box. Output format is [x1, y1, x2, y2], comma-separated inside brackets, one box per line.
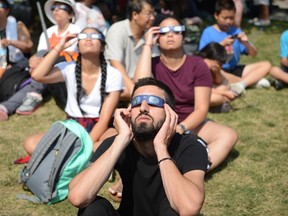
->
[179, 123, 191, 135]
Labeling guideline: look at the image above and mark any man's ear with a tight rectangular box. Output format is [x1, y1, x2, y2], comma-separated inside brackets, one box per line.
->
[131, 11, 139, 21]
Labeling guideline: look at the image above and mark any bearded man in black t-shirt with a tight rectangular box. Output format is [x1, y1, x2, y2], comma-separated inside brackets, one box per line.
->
[68, 77, 210, 216]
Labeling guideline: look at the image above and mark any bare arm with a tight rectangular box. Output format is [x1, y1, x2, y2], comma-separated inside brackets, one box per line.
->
[134, 27, 160, 82]
[90, 91, 121, 144]
[238, 32, 257, 57]
[176, 87, 211, 133]
[154, 105, 205, 215]
[109, 60, 134, 100]
[31, 33, 78, 83]
[1, 21, 33, 54]
[280, 57, 288, 68]
[68, 108, 133, 208]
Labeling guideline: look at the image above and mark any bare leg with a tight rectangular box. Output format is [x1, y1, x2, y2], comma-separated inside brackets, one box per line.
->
[241, 61, 271, 87]
[194, 121, 238, 171]
[233, 0, 243, 27]
[93, 128, 118, 152]
[221, 71, 242, 83]
[259, 4, 270, 20]
[23, 132, 45, 155]
[270, 66, 288, 84]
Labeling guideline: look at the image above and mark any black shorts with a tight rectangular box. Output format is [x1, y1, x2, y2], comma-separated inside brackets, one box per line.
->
[281, 65, 288, 73]
[225, 65, 246, 77]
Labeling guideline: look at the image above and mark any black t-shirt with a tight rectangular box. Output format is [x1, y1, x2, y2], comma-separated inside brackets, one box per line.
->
[91, 133, 209, 216]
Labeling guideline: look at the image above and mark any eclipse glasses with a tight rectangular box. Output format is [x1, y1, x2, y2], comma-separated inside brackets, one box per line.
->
[131, 95, 165, 108]
[77, 33, 105, 42]
[51, 4, 72, 13]
[159, 25, 185, 35]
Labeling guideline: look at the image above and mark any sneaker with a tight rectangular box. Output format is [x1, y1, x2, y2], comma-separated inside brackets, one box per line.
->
[209, 102, 231, 113]
[254, 19, 271, 26]
[248, 17, 258, 24]
[255, 78, 271, 89]
[16, 93, 43, 115]
[271, 79, 285, 90]
[230, 83, 246, 97]
[0, 105, 8, 121]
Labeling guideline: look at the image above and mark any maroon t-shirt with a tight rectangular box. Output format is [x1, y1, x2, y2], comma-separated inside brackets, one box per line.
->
[152, 55, 212, 122]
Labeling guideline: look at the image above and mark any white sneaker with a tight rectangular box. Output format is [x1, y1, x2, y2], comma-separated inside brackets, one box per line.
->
[255, 78, 271, 89]
[230, 83, 246, 96]
[254, 19, 271, 26]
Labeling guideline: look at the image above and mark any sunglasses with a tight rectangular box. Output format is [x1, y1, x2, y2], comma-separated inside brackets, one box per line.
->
[159, 25, 185, 35]
[77, 33, 104, 42]
[131, 95, 165, 108]
[0, 2, 9, 9]
[51, 4, 72, 13]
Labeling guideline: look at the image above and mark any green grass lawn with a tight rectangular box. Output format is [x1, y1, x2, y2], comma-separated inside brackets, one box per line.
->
[0, 21, 288, 215]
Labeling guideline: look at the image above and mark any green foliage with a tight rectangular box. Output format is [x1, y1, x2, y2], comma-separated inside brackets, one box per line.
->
[1, 22, 288, 215]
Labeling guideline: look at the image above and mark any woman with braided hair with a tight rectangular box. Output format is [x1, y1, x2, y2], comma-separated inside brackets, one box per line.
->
[22, 27, 123, 155]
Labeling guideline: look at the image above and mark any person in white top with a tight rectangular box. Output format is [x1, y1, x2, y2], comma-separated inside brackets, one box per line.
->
[16, 0, 81, 115]
[23, 27, 124, 155]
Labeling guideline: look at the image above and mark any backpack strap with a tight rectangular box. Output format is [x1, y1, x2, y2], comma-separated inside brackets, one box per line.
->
[48, 132, 78, 190]
[16, 194, 42, 203]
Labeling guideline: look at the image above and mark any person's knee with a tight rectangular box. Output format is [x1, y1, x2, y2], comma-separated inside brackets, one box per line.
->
[260, 61, 272, 72]
[77, 196, 117, 216]
[227, 127, 238, 148]
[23, 133, 43, 155]
[23, 136, 36, 155]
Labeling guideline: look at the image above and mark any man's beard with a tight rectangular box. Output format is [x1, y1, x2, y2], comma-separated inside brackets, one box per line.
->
[132, 115, 165, 142]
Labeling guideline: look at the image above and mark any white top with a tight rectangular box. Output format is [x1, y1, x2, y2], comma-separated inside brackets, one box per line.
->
[37, 23, 80, 52]
[75, 2, 107, 35]
[57, 61, 124, 117]
[6, 16, 25, 62]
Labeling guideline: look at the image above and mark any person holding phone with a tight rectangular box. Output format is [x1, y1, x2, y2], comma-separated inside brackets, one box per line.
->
[69, 77, 210, 216]
[199, 0, 271, 93]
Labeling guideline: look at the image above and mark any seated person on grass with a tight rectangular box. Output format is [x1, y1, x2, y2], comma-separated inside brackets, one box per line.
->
[21, 28, 123, 158]
[270, 29, 288, 90]
[195, 42, 241, 113]
[199, 0, 271, 95]
[68, 77, 210, 216]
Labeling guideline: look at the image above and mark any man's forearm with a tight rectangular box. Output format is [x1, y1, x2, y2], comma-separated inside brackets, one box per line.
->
[68, 135, 129, 208]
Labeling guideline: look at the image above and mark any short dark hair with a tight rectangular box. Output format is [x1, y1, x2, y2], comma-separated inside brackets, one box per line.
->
[128, 0, 152, 20]
[195, 42, 228, 65]
[0, 0, 10, 9]
[215, 0, 236, 15]
[132, 77, 175, 109]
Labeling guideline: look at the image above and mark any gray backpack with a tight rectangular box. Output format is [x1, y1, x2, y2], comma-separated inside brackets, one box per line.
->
[19, 120, 93, 204]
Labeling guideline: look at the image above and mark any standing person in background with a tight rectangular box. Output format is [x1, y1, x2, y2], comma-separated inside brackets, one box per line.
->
[249, 0, 271, 26]
[233, 0, 243, 27]
[134, 15, 238, 171]
[270, 29, 288, 90]
[75, 0, 108, 34]
[199, 0, 271, 94]
[104, 0, 156, 101]
[16, 0, 81, 115]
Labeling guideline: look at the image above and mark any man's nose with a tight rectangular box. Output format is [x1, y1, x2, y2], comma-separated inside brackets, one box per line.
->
[140, 100, 149, 113]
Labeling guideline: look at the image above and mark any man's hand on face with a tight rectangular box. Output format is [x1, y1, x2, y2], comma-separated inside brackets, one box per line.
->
[153, 104, 178, 151]
[113, 107, 134, 141]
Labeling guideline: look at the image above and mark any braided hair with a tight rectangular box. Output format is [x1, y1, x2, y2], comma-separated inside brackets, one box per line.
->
[75, 27, 107, 115]
[99, 51, 107, 114]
